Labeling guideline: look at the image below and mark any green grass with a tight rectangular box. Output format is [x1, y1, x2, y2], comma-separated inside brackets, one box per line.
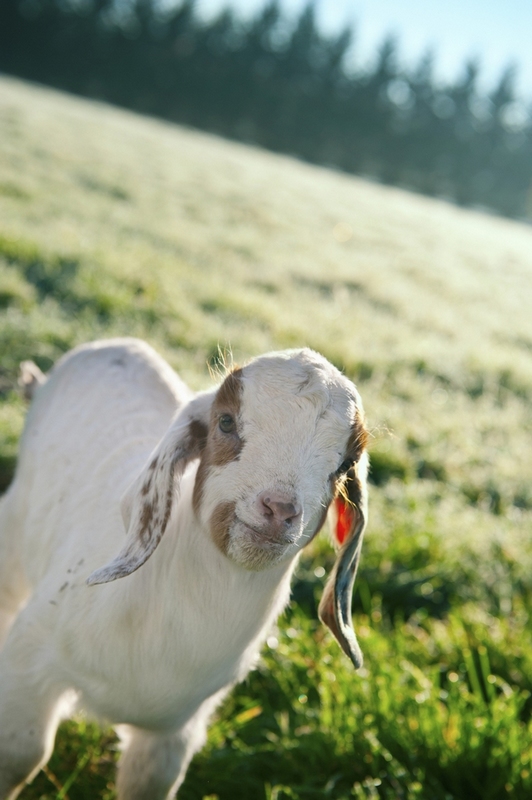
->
[1, 74, 532, 799]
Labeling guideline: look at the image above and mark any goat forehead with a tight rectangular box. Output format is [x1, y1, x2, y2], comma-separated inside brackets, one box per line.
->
[238, 354, 356, 454]
[242, 349, 337, 399]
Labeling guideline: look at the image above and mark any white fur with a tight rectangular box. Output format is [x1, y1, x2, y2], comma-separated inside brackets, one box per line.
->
[0, 338, 365, 799]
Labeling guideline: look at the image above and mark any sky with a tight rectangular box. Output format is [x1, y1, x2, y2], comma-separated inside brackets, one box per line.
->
[196, 0, 532, 99]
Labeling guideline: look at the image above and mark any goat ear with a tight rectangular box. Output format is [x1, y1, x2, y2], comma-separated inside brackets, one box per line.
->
[87, 391, 213, 586]
[318, 451, 368, 669]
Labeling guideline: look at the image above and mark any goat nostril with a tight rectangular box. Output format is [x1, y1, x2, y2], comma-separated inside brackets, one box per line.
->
[261, 498, 274, 518]
[283, 504, 298, 523]
[258, 493, 302, 525]
[274, 502, 300, 524]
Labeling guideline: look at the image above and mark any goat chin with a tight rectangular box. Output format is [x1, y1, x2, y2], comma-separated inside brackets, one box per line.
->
[226, 520, 300, 571]
[0, 337, 369, 799]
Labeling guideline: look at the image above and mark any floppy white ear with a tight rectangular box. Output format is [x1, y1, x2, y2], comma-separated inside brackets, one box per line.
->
[87, 391, 214, 586]
[318, 451, 369, 670]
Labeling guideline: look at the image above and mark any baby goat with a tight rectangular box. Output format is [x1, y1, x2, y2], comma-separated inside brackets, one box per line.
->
[0, 338, 369, 799]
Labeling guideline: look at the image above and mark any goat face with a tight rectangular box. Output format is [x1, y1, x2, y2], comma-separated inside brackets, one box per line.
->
[193, 350, 366, 571]
[87, 348, 369, 668]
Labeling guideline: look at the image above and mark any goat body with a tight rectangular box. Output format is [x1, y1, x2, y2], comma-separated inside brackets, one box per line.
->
[0, 338, 368, 799]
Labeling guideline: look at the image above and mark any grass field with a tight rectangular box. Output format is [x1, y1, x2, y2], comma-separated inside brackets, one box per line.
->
[1, 73, 532, 799]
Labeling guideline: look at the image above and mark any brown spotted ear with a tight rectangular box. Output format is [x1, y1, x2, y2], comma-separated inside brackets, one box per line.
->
[318, 450, 368, 669]
[87, 391, 214, 586]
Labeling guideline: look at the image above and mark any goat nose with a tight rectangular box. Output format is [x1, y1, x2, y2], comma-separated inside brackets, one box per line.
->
[259, 492, 302, 525]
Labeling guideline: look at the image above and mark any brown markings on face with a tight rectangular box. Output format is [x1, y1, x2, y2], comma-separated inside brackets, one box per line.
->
[344, 409, 368, 509]
[193, 368, 244, 516]
[347, 408, 369, 463]
[215, 368, 243, 416]
[210, 500, 236, 555]
[302, 403, 368, 550]
[189, 419, 208, 452]
[320, 406, 368, 543]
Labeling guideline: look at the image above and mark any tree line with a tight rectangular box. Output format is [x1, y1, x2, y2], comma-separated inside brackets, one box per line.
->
[1, 0, 531, 219]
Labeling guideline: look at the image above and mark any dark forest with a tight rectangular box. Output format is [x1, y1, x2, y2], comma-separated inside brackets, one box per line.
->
[1, 0, 531, 219]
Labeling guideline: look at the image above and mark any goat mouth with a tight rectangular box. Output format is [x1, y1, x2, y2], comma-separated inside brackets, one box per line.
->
[233, 516, 299, 548]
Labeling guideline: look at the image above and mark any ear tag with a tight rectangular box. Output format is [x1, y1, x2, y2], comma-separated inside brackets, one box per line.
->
[335, 496, 354, 546]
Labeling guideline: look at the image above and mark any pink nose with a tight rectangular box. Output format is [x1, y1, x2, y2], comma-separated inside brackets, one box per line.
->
[258, 492, 302, 527]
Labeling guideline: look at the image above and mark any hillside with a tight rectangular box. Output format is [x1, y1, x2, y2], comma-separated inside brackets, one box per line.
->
[1, 74, 532, 799]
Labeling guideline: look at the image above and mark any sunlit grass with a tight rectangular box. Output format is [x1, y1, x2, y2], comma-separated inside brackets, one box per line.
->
[1, 74, 532, 799]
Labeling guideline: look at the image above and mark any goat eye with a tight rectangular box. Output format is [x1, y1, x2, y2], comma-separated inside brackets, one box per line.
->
[337, 458, 354, 475]
[219, 414, 236, 433]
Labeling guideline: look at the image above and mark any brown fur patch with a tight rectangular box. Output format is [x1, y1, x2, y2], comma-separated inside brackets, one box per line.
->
[137, 446, 192, 546]
[215, 368, 243, 413]
[139, 501, 153, 527]
[309, 410, 368, 547]
[210, 500, 236, 555]
[160, 479, 175, 536]
[193, 369, 244, 515]
[346, 470, 364, 507]
[189, 419, 208, 451]
[346, 408, 369, 463]
[331, 408, 368, 513]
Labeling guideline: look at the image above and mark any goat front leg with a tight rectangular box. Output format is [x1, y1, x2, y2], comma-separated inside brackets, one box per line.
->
[116, 694, 224, 800]
[116, 724, 202, 800]
[0, 630, 67, 800]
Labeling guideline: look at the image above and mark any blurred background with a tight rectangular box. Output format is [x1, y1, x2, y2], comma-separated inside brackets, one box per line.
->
[1, 0, 532, 218]
[2, 2, 532, 799]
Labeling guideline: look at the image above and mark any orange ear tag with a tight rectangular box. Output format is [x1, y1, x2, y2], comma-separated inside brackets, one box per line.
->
[334, 496, 354, 546]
